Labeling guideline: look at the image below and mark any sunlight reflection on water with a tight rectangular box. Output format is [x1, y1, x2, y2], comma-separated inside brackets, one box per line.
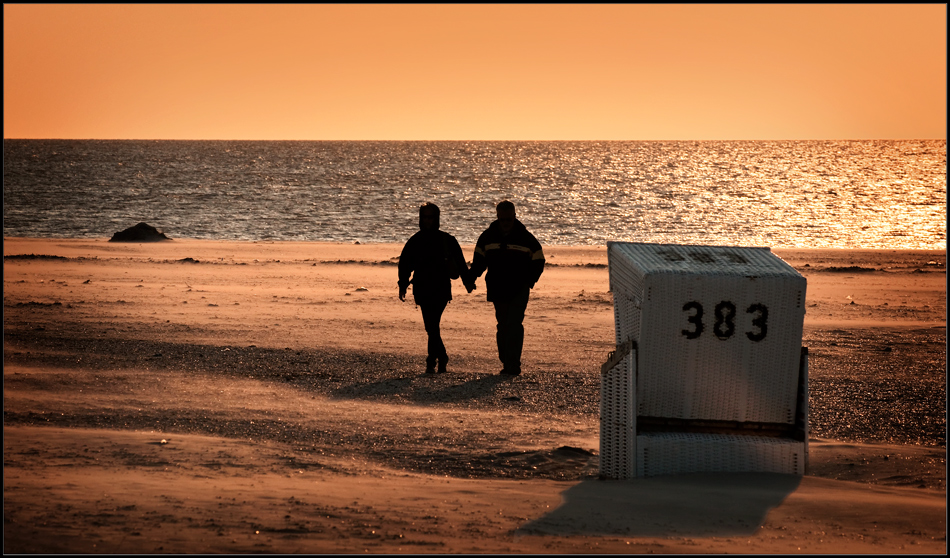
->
[3, 140, 945, 249]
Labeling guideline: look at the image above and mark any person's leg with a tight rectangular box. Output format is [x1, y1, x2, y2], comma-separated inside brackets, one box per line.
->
[492, 287, 529, 374]
[420, 300, 448, 372]
[492, 301, 507, 370]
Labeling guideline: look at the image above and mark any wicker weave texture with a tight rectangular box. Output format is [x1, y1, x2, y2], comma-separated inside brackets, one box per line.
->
[599, 346, 636, 480]
[608, 242, 806, 424]
[637, 433, 806, 476]
[797, 348, 810, 469]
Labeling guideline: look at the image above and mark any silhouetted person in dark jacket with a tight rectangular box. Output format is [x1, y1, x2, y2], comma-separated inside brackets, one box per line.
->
[466, 200, 545, 375]
[398, 203, 471, 374]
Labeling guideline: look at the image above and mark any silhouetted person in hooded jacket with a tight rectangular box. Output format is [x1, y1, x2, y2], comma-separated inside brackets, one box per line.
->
[465, 200, 545, 375]
[398, 202, 471, 374]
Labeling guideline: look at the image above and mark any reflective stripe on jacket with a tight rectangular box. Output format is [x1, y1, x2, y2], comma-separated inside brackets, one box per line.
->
[470, 219, 544, 302]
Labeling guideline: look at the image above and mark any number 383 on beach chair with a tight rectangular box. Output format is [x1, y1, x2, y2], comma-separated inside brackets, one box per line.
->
[600, 242, 808, 480]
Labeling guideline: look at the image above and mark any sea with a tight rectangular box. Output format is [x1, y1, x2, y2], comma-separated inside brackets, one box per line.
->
[3, 139, 946, 250]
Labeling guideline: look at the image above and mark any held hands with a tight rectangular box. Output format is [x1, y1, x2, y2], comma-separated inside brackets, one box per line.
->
[462, 270, 477, 293]
[400, 280, 474, 298]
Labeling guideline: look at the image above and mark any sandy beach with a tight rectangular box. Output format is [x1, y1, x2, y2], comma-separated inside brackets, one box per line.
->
[3, 237, 946, 554]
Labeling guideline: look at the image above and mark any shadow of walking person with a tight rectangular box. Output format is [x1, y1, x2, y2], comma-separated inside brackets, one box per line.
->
[411, 373, 512, 404]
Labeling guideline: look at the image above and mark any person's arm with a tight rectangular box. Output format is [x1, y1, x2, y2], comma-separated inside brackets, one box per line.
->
[469, 235, 487, 278]
[465, 234, 487, 292]
[528, 236, 545, 288]
[448, 236, 474, 292]
[397, 240, 414, 301]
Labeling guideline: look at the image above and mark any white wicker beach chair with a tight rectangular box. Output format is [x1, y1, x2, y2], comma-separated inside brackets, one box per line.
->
[600, 242, 808, 479]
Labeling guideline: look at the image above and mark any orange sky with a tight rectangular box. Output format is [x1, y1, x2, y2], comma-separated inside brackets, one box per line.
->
[3, 4, 946, 140]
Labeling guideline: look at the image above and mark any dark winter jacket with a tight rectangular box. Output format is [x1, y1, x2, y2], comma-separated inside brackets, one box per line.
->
[398, 229, 468, 305]
[469, 219, 545, 302]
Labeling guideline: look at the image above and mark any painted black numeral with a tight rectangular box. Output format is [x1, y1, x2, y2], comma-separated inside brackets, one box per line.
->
[713, 301, 737, 339]
[746, 303, 768, 342]
[681, 301, 704, 339]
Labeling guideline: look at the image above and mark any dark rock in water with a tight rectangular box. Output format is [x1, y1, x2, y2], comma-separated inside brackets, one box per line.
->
[109, 223, 171, 242]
